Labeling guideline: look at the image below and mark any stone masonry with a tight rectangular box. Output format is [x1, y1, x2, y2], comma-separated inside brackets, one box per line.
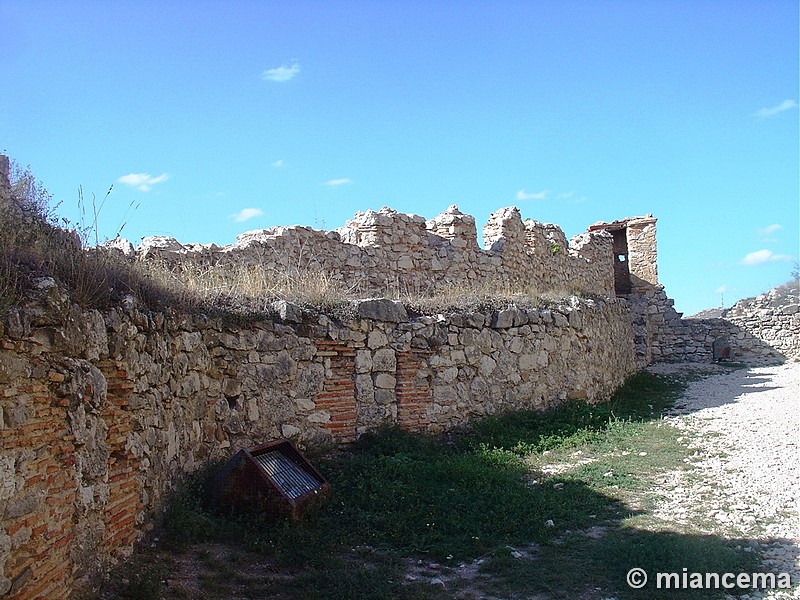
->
[133, 204, 616, 299]
[588, 216, 798, 366]
[1, 283, 635, 599]
[0, 153, 797, 599]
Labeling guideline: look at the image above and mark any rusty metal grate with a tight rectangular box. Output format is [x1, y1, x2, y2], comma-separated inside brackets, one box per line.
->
[212, 438, 331, 521]
[253, 450, 322, 499]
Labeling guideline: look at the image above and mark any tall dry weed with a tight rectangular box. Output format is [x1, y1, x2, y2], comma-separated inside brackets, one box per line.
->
[1, 158, 590, 317]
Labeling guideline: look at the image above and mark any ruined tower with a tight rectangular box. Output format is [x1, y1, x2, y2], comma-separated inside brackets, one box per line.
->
[588, 215, 658, 297]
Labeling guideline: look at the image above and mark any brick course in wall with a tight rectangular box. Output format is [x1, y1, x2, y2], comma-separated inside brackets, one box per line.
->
[395, 350, 433, 431]
[1, 156, 796, 599]
[0, 369, 75, 599]
[315, 340, 358, 443]
[1, 287, 637, 599]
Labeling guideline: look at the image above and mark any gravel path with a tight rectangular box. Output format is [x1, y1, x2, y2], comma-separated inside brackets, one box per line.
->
[647, 362, 800, 599]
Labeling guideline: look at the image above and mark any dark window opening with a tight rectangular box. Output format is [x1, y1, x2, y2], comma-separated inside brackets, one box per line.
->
[611, 229, 632, 295]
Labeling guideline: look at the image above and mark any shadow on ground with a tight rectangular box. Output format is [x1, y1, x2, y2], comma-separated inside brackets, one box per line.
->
[95, 367, 799, 600]
[97, 473, 797, 600]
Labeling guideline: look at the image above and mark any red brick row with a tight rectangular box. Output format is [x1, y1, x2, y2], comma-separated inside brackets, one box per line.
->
[315, 339, 358, 440]
[395, 351, 432, 432]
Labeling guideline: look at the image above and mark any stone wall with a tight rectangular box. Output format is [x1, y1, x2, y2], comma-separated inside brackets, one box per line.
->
[588, 215, 659, 296]
[1, 152, 795, 599]
[0, 281, 636, 599]
[627, 286, 798, 366]
[130, 204, 616, 298]
[586, 214, 797, 366]
[723, 287, 800, 361]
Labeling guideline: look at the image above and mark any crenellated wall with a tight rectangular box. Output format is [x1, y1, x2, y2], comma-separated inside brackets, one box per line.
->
[130, 205, 616, 298]
[0, 283, 636, 599]
[1, 153, 796, 600]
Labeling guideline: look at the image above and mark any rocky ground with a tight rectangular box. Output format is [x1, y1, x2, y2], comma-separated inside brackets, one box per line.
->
[648, 361, 800, 599]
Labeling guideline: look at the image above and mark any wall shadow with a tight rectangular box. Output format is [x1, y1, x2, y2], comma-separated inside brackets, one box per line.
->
[687, 317, 789, 366]
[650, 364, 790, 414]
[481, 490, 799, 600]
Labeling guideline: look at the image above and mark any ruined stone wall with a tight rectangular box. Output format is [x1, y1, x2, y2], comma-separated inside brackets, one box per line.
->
[132, 205, 616, 298]
[0, 282, 636, 599]
[627, 287, 797, 366]
[584, 213, 796, 366]
[2, 151, 793, 600]
[723, 289, 800, 361]
[624, 217, 658, 291]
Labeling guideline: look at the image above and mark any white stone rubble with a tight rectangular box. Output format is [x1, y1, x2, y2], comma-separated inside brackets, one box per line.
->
[649, 362, 800, 599]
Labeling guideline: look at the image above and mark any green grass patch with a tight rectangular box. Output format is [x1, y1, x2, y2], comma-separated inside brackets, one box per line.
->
[479, 527, 762, 599]
[463, 370, 682, 456]
[595, 527, 763, 599]
[108, 369, 762, 600]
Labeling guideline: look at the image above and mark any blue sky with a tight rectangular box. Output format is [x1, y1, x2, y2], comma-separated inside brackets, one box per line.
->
[1, 0, 797, 315]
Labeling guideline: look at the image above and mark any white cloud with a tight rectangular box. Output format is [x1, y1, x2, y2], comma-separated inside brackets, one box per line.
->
[261, 62, 300, 82]
[325, 178, 352, 187]
[117, 172, 168, 192]
[271, 159, 285, 168]
[231, 208, 264, 223]
[757, 224, 782, 236]
[740, 249, 793, 266]
[516, 189, 549, 201]
[556, 190, 588, 204]
[754, 99, 797, 118]
[715, 285, 728, 294]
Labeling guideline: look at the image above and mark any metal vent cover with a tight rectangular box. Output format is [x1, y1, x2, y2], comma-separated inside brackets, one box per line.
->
[212, 438, 331, 520]
[252, 450, 322, 500]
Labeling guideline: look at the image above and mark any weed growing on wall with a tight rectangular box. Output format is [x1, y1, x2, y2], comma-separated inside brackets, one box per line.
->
[0, 160, 170, 310]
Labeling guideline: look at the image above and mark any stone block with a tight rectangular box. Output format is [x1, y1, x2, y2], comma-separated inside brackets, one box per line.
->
[491, 309, 517, 329]
[478, 355, 497, 376]
[3, 492, 40, 519]
[375, 389, 395, 405]
[441, 366, 459, 383]
[222, 377, 242, 397]
[356, 299, 408, 322]
[308, 411, 331, 424]
[367, 329, 389, 349]
[281, 424, 302, 438]
[371, 348, 396, 372]
[355, 349, 373, 373]
[464, 312, 486, 328]
[275, 300, 304, 323]
[374, 373, 396, 389]
[355, 374, 374, 401]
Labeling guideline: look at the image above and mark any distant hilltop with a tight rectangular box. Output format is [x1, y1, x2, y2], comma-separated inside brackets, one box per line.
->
[688, 278, 800, 320]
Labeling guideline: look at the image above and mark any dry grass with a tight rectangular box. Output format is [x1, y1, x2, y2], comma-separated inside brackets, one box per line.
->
[144, 261, 360, 314]
[0, 162, 169, 311]
[0, 160, 588, 319]
[141, 260, 585, 318]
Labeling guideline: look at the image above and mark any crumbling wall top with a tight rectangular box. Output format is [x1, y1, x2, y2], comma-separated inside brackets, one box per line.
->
[587, 213, 657, 232]
[588, 214, 659, 293]
[119, 204, 625, 298]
